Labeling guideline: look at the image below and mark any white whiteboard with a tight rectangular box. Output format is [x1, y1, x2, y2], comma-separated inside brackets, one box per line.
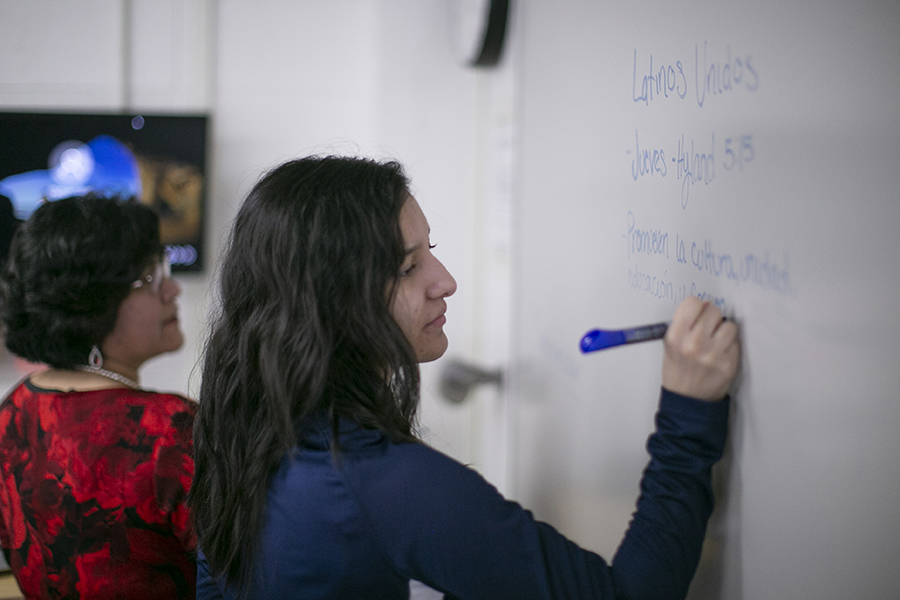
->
[510, 1, 900, 598]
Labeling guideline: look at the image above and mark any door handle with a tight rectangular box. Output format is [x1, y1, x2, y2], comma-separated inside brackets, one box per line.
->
[439, 359, 503, 404]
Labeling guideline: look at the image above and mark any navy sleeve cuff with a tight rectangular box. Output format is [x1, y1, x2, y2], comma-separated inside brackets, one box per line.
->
[658, 388, 730, 456]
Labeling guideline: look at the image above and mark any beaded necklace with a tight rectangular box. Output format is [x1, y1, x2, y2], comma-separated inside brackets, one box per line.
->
[77, 366, 141, 390]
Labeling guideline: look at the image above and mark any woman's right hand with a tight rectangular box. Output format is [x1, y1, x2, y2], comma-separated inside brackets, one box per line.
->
[661, 296, 741, 402]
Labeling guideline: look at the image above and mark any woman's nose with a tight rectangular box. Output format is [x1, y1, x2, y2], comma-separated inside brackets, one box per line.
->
[161, 275, 181, 302]
[429, 258, 457, 299]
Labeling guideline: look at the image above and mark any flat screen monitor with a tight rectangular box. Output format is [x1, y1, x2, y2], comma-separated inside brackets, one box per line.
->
[0, 111, 209, 272]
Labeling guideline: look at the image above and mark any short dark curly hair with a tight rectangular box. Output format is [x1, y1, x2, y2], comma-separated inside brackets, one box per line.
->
[0, 195, 162, 369]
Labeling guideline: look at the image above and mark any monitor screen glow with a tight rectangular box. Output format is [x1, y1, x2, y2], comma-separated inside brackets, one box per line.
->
[0, 111, 209, 272]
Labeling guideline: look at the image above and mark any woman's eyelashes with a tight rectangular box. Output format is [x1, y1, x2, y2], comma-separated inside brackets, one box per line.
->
[400, 243, 436, 277]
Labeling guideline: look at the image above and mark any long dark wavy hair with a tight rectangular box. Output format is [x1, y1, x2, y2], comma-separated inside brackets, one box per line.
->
[190, 156, 421, 595]
[0, 195, 160, 369]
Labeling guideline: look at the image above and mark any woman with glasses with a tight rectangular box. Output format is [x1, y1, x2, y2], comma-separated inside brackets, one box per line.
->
[191, 156, 740, 600]
[0, 195, 197, 599]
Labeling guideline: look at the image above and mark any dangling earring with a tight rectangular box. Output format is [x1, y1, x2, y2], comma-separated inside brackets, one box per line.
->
[88, 345, 103, 368]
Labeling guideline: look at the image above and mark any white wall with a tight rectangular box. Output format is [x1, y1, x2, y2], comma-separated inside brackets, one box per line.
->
[0, 0, 514, 479]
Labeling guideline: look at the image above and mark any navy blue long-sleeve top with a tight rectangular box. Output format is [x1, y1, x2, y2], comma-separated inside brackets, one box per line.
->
[197, 389, 729, 599]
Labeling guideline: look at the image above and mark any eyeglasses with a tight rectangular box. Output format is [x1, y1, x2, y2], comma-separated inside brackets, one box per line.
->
[131, 254, 171, 295]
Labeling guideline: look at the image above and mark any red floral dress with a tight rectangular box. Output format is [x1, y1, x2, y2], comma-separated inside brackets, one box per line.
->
[0, 379, 197, 599]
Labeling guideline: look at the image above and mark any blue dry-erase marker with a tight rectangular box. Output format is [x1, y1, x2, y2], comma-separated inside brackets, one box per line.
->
[579, 322, 669, 353]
